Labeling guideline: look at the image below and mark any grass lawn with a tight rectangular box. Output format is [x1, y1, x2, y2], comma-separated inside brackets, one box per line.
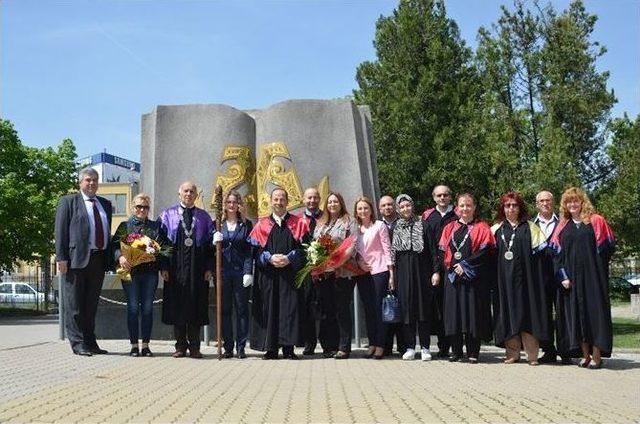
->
[613, 317, 640, 349]
[0, 306, 52, 317]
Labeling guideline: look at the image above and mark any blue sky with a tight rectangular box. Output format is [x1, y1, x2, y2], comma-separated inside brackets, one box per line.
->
[2, 0, 638, 162]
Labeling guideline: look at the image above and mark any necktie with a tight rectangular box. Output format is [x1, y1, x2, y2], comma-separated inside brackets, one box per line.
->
[90, 198, 104, 249]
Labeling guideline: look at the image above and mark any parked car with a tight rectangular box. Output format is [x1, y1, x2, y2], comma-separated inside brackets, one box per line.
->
[623, 273, 640, 286]
[0, 282, 56, 304]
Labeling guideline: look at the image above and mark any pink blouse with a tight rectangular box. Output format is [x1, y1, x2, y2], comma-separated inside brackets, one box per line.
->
[356, 220, 393, 275]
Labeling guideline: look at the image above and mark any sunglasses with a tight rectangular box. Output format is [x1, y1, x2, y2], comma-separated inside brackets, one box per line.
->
[134, 205, 150, 210]
[504, 203, 519, 209]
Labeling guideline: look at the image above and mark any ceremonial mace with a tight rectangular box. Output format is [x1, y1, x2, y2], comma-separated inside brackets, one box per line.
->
[214, 185, 224, 360]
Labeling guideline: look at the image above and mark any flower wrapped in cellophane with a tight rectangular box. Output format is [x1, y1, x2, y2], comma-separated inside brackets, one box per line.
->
[116, 232, 171, 282]
[294, 234, 356, 288]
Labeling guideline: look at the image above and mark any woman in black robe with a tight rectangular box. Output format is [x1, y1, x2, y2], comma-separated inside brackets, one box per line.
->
[391, 194, 437, 361]
[550, 187, 615, 369]
[436, 193, 495, 363]
[491, 191, 549, 365]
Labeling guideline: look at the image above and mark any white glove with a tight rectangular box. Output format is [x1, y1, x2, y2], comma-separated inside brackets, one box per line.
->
[213, 231, 224, 243]
[243, 274, 254, 287]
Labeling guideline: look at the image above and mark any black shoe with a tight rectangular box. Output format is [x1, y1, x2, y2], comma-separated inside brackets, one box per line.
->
[322, 350, 337, 358]
[129, 347, 140, 357]
[189, 349, 203, 359]
[437, 351, 450, 359]
[538, 352, 557, 363]
[283, 352, 299, 360]
[73, 348, 92, 357]
[302, 348, 315, 356]
[262, 351, 278, 360]
[588, 360, 603, 369]
[140, 347, 153, 357]
[223, 350, 234, 359]
[449, 354, 461, 362]
[334, 351, 350, 359]
[237, 349, 247, 359]
[560, 357, 573, 365]
[89, 346, 108, 355]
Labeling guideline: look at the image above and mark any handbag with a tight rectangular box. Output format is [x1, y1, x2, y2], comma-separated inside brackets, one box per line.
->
[382, 292, 401, 323]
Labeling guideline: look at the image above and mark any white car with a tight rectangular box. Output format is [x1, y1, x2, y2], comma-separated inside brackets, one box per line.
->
[0, 282, 55, 304]
[624, 274, 640, 286]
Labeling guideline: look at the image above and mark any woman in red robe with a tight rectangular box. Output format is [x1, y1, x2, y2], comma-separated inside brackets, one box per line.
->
[436, 193, 495, 363]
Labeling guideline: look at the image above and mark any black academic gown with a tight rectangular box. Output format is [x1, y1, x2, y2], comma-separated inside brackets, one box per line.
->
[493, 222, 549, 347]
[442, 224, 493, 341]
[424, 209, 458, 335]
[251, 217, 304, 351]
[161, 208, 213, 326]
[394, 220, 436, 324]
[554, 222, 613, 358]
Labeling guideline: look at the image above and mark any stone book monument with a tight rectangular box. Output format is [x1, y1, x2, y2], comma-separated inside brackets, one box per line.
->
[96, 99, 380, 340]
[140, 99, 380, 217]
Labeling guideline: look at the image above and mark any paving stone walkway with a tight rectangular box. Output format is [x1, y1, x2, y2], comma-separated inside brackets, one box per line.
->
[1, 340, 639, 423]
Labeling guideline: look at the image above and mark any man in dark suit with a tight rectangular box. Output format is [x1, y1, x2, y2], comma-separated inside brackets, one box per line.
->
[55, 167, 112, 356]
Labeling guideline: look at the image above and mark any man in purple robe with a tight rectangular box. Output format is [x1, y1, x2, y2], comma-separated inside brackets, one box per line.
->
[158, 181, 216, 358]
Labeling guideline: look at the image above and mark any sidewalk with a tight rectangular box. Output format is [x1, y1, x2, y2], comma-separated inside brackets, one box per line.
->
[1, 333, 639, 423]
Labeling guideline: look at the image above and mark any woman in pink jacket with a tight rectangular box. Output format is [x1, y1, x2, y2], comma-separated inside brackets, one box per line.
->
[354, 196, 395, 359]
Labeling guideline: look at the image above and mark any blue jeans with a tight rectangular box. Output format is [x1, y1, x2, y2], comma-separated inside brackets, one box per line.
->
[122, 271, 158, 344]
[222, 274, 250, 352]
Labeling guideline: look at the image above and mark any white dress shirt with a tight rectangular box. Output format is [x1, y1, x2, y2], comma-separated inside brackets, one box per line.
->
[534, 213, 558, 240]
[82, 192, 109, 250]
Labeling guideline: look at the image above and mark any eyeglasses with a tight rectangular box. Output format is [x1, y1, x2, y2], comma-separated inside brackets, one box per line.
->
[504, 203, 519, 209]
[134, 205, 150, 210]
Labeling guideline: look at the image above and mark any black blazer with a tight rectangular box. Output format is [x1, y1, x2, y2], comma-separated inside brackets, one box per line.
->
[55, 192, 113, 270]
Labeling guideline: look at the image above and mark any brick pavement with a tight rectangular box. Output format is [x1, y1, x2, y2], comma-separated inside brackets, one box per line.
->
[1, 340, 639, 423]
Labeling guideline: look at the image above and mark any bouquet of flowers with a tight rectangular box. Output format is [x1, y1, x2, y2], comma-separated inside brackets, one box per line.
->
[294, 234, 357, 288]
[116, 232, 172, 282]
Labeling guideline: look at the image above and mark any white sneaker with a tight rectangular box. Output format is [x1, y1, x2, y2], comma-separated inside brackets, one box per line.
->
[421, 348, 432, 361]
[402, 349, 416, 360]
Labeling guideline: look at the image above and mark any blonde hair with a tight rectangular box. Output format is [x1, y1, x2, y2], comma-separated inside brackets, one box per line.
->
[131, 193, 151, 206]
[353, 196, 376, 225]
[559, 187, 595, 224]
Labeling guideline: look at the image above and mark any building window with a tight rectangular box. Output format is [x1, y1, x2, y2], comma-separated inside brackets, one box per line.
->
[102, 194, 128, 215]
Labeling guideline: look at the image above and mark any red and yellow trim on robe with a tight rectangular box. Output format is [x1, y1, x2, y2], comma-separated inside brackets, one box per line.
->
[249, 213, 310, 248]
[549, 213, 615, 254]
[439, 220, 496, 269]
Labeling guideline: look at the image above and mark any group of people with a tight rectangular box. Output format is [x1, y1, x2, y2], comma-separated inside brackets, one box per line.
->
[55, 167, 615, 369]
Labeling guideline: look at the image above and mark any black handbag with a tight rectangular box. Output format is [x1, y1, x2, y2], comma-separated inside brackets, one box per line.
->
[382, 292, 401, 323]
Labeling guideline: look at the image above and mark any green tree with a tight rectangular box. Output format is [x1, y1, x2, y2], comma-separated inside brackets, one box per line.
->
[0, 120, 77, 272]
[354, 0, 488, 211]
[475, 0, 615, 206]
[596, 115, 640, 256]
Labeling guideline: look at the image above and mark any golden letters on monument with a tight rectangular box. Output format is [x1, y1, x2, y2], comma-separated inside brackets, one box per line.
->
[210, 142, 329, 217]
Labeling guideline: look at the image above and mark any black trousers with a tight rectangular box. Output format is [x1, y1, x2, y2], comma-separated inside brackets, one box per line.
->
[450, 333, 480, 358]
[403, 321, 430, 349]
[335, 277, 356, 352]
[63, 251, 105, 351]
[316, 276, 339, 352]
[174, 323, 201, 351]
[301, 279, 318, 351]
